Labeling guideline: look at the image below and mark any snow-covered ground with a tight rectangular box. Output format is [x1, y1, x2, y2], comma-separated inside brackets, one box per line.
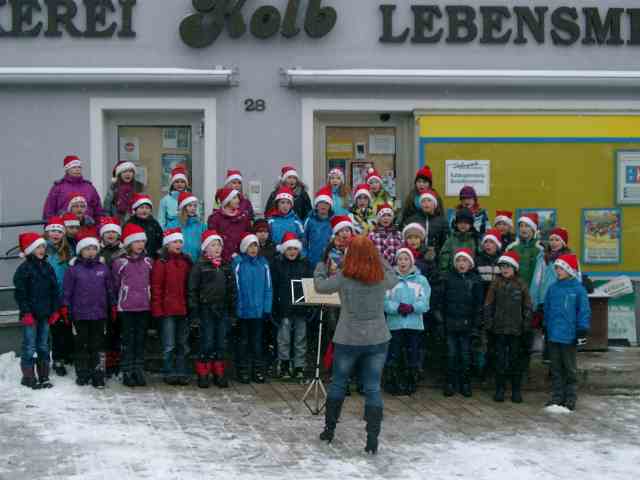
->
[1, 351, 639, 480]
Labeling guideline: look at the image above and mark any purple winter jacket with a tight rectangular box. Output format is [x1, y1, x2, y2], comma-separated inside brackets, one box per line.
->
[42, 174, 103, 221]
[63, 257, 115, 321]
[207, 208, 252, 263]
[111, 253, 153, 312]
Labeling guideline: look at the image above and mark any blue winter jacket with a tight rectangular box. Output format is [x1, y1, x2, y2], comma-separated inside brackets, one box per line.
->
[268, 210, 305, 245]
[531, 252, 582, 309]
[166, 215, 206, 262]
[46, 242, 69, 300]
[331, 187, 350, 216]
[544, 278, 591, 345]
[303, 210, 333, 269]
[233, 254, 273, 319]
[384, 268, 431, 331]
[158, 191, 180, 229]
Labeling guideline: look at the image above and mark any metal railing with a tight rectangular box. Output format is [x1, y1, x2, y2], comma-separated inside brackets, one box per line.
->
[0, 219, 45, 260]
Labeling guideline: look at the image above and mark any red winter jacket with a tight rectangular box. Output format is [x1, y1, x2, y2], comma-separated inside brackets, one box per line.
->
[151, 252, 192, 317]
[207, 208, 252, 263]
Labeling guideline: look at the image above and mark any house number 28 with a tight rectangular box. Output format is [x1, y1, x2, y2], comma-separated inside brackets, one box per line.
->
[244, 99, 266, 112]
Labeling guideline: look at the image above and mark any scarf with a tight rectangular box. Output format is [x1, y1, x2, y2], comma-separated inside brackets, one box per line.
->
[114, 181, 135, 216]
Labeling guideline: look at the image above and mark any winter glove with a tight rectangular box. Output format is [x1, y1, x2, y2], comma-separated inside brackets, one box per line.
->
[59, 306, 70, 325]
[397, 303, 414, 316]
[576, 328, 590, 346]
[21, 313, 35, 327]
[111, 306, 118, 323]
[531, 306, 544, 330]
[48, 311, 61, 326]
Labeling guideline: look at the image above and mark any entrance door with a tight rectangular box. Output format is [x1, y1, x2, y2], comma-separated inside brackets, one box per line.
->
[106, 112, 205, 214]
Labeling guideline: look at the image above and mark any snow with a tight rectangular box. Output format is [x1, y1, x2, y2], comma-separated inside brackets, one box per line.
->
[544, 405, 573, 414]
[1, 351, 639, 480]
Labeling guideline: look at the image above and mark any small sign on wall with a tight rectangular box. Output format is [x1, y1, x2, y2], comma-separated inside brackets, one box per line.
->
[119, 137, 140, 162]
[445, 160, 491, 197]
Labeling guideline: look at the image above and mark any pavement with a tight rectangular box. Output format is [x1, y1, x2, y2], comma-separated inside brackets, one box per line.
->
[0, 352, 639, 480]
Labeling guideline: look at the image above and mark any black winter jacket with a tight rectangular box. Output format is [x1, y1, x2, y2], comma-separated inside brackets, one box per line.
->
[265, 186, 313, 223]
[13, 256, 61, 318]
[188, 257, 236, 315]
[126, 215, 163, 260]
[259, 239, 277, 266]
[476, 251, 501, 298]
[404, 211, 450, 258]
[440, 270, 484, 334]
[484, 276, 533, 336]
[271, 254, 312, 319]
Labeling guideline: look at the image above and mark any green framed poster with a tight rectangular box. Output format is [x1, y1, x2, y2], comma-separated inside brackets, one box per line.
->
[581, 208, 622, 265]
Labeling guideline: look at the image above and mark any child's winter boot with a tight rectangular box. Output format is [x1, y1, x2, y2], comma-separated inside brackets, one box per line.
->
[21, 365, 38, 389]
[36, 359, 53, 389]
[195, 360, 210, 388]
[494, 375, 506, 402]
[213, 360, 229, 388]
[511, 375, 523, 403]
[53, 360, 67, 377]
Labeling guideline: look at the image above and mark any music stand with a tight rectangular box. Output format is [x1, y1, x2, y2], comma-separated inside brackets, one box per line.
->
[291, 278, 340, 415]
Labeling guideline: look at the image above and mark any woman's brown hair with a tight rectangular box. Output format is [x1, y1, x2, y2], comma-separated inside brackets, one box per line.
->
[342, 235, 385, 284]
[44, 231, 72, 263]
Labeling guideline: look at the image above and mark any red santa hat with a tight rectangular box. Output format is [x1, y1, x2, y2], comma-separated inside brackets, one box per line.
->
[549, 227, 569, 246]
[280, 165, 299, 182]
[554, 254, 579, 278]
[395, 247, 417, 265]
[62, 212, 80, 228]
[314, 185, 333, 207]
[328, 167, 345, 180]
[366, 168, 383, 184]
[201, 230, 223, 252]
[75, 227, 100, 255]
[376, 203, 394, 219]
[98, 216, 121, 237]
[275, 186, 295, 203]
[63, 155, 82, 171]
[331, 215, 353, 235]
[482, 228, 503, 250]
[112, 161, 136, 182]
[454, 248, 475, 267]
[45, 216, 65, 233]
[239, 231, 259, 254]
[402, 222, 426, 241]
[418, 188, 438, 208]
[224, 169, 243, 185]
[415, 165, 433, 182]
[178, 191, 198, 211]
[216, 187, 240, 208]
[162, 227, 184, 246]
[131, 193, 153, 212]
[498, 250, 520, 270]
[19, 232, 46, 257]
[122, 223, 147, 247]
[66, 192, 87, 211]
[352, 183, 372, 202]
[170, 165, 189, 186]
[494, 210, 514, 227]
[277, 232, 303, 253]
[518, 212, 539, 232]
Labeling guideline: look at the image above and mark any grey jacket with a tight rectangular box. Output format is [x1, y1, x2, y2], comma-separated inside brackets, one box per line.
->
[314, 262, 398, 346]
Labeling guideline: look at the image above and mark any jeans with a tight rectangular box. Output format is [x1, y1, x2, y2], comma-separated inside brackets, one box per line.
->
[494, 334, 524, 378]
[121, 311, 148, 374]
[446, 332, 471, 382]
[74, 320, 106, 374]
[237, 318, 264, 370]
[50, 320, 74, 363]
[161, 316, 190, 376]
[328, 342, 388, 408]
[200, 306, 226, 361]
[549, 342, 578, 404]
[277, 317, 307, 368]
[21, 317, 50, 369]
[387, 329, 421, 369]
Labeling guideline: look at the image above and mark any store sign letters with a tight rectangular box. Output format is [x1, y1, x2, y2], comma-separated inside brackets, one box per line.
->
[0, 0, 136, 38]
[180, 0, 336, 48]
[380, 4, 640, 46]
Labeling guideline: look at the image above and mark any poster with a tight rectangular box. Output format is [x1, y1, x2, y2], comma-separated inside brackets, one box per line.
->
[162, 128, 178, 149]
[119, 137, 139, 162]
[369, 134, 396, 154]
[351, 162, 374, 187]
[616, 150, 640, 205]
[582, 208, 622, 264]
[445, 160, 490, 197]
[327, 142, 353, 160]
[516, 208, 557, 243]
[161, 154, 190, 192]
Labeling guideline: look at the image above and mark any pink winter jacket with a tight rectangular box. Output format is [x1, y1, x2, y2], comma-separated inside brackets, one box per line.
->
[42, 175, 103, 221]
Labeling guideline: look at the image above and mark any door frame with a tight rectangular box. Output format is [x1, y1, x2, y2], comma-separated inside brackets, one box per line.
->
[90, 97, 217, 214]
